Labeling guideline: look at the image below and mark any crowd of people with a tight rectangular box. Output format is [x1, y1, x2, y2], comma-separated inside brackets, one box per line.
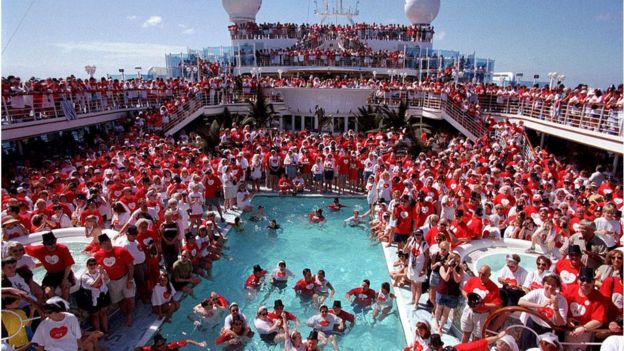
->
[1, 69, 623, 350]
[228, 22, 435, 43]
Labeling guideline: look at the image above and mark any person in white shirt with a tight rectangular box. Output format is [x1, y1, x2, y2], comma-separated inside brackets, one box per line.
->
[518, 275, 568, 349]
[32, 298, 86, 351]
[253, 306, 286, 344]
[270, 260, 295, 289]
[118, 225, 148, 303]
[497, 254, 528, 306]
[151, 272, 179, 321]
[79, 258, 110, 332]
[306, 305, 342, 350]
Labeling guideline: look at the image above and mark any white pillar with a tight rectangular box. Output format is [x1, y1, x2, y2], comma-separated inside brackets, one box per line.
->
[344, 116, 348, 133]
[291, 115, 295, 131]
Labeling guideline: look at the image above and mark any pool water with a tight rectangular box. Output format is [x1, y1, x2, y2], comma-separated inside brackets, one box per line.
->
[474, 253, 538, 287]
[158, 196, 405, 350]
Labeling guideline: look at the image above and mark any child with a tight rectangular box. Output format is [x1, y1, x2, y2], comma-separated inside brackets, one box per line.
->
[1, 296, 32, 350]
[267, 219, 281, 230]
[327, 197, 348, 211]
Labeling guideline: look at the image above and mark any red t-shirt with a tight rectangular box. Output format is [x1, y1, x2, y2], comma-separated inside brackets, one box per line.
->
[346, 287, 376, 306]
[140, 340, 188, 351]
[454, 338, 489, 351]
[554, 259, 580, 289]
[462, 277, 502, 313]
[563, 284, 608, 325]
[25, 244, 75, 274]
[394, 205, 413, 235]
[267, 310, 297, 323]
[245, 270, 266, 288]
[294, 278, 317, 296]
[330, 308, 355, 324]
[94, 246, 134, 280]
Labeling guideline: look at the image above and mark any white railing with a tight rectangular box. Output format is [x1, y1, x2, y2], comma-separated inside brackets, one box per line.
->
[478, 95, 624, 137]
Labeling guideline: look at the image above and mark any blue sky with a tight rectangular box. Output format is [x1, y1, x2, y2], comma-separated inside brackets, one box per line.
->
[2, 0, 622, 87]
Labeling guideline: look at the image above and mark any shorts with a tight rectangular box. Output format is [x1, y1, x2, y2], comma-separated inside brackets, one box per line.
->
[460, 306, 489, 340]
[393, 233, 409, 243]
[172, 280, 190, 291]
[430, 271, 441, 287]
[260, 332, 277, 344]
[436, 293, 460, 309]
[324, 170, 334, 181]
[42, 270, 75, 289]
[107, 274, 136, 304]
[84, 291, 111, 313]
[363, 171, 373, 181]
[313, 174, 322, 182]
[205, 197, 220, 207]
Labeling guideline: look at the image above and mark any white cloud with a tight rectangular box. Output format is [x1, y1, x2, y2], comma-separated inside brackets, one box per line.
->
[53, 41, 186, 59]
[433, 30, 446, 41]
[182, 28, 195, 35]
[126, 15, 137, 20]
[142, 16, 162, 28]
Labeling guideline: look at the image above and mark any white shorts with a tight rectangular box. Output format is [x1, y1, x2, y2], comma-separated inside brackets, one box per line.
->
[108, 274, 136, 304]
[460, 306, 489, 340]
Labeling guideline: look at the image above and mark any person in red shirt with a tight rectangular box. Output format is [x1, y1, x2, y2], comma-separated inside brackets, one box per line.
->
[460, 265, 503, 342]
[245, 264, 266, 291]
[137, 333, 206, 351]
[330, 300, 354, 332]
[294, 268, 317, 301]
[393, 196, 413, 251]
[345, 279, 376, 313]
[25, 231, 75, 300]
[278, 174, 293, 195]
[563, 267, 608, 347]
[267, 299, 299, 330]
[554, 244, 584, 293]
[94, 233, 135, 326]
[203, 168, 225, 223]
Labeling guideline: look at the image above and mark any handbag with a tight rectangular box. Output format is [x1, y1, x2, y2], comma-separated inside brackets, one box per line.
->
[75, 277, 94, 311]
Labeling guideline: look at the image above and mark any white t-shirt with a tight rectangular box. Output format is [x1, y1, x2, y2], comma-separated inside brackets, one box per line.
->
[522, 270, 550, 291]
[80, 271, 109, 306]
[601, 335, 624, 351]
[519, 288, 568, 328]
[16, 255, 36, 271]
[224, 312, 249, 330]
[270, 267, 294, 282]
[594, 217, 621, 248]
[32, 313, 81, 351]
[306, 313, 341, 333]
[253, 317, 275, 334]
[119, 238, 146, 264]
[498, 265, 528, 287]
[151, 283, 176, 307]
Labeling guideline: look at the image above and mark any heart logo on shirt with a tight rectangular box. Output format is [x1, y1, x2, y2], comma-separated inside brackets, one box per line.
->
[400, 211, 409, 219]
[44, 255, 59, 265]
[163, 291, 171, 299]
[319, 320, 330, 327]
[49, 326, 68, 339]
[114, 191, 122, 197]
[501, 199, 510, 207]
[357, 293, 368, 299]
[538, 306, 554, 319]
[560, 270, 576, 284]
[570, 302, 586, 317]
[306, 283, 315, 289]
[103, 257, 116, 267]
[529, 282, 543, 290]
[472, 288, 488, 299]
[277, 272, 285, 278]
[207, 180, 214, 185]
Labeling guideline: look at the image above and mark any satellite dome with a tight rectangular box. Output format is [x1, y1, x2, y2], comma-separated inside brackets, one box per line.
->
[222, 0, 262, 24]
[404, 0, 440, 25]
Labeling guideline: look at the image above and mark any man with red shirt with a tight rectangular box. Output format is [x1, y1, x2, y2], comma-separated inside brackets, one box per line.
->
[267, 299, 299, 330]
[330, 300, 355, 332]
[392, 196, 413, 251]
[25, 231, 75, 300]
[345, 279, 376, 313]
[460, 265, 503, 342]
[554, 245, 585, 293]
[203, 168, 225, 222]
[294, 268, 318, 301]
[94, 233, 135, 326]
[563, 267, 608, 348]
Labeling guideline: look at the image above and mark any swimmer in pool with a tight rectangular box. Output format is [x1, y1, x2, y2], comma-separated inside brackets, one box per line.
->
[267, 219, 281, 230]
[245, 265, 266, 293]
[343, 210, 361, 226]
[249, 205, 265, 222]
[308, 209, 326, 223]
[327, 197, 348, 211]
[188, 293, 228, 328]
[270, 260, 295, 289]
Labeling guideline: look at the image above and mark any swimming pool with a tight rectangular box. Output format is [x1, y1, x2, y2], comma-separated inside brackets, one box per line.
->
[157, 196, 406, 350]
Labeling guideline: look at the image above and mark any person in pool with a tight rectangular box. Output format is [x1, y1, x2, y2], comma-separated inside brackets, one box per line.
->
[345, 279, 376, 313]
[188, 292, 228, 327]
[372, 282, 396, 322]
[267, 219, 281, 230]
[306, 305, 342, 350]
[308, 209, 326, 223]
[249, 206, 265, 222]
[245, 265, 266, 291]
[137, 333, 206, 351]
[343, 210, 361, 227]
[270, 260, 295, 289]
[327, 198, 348, 211]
